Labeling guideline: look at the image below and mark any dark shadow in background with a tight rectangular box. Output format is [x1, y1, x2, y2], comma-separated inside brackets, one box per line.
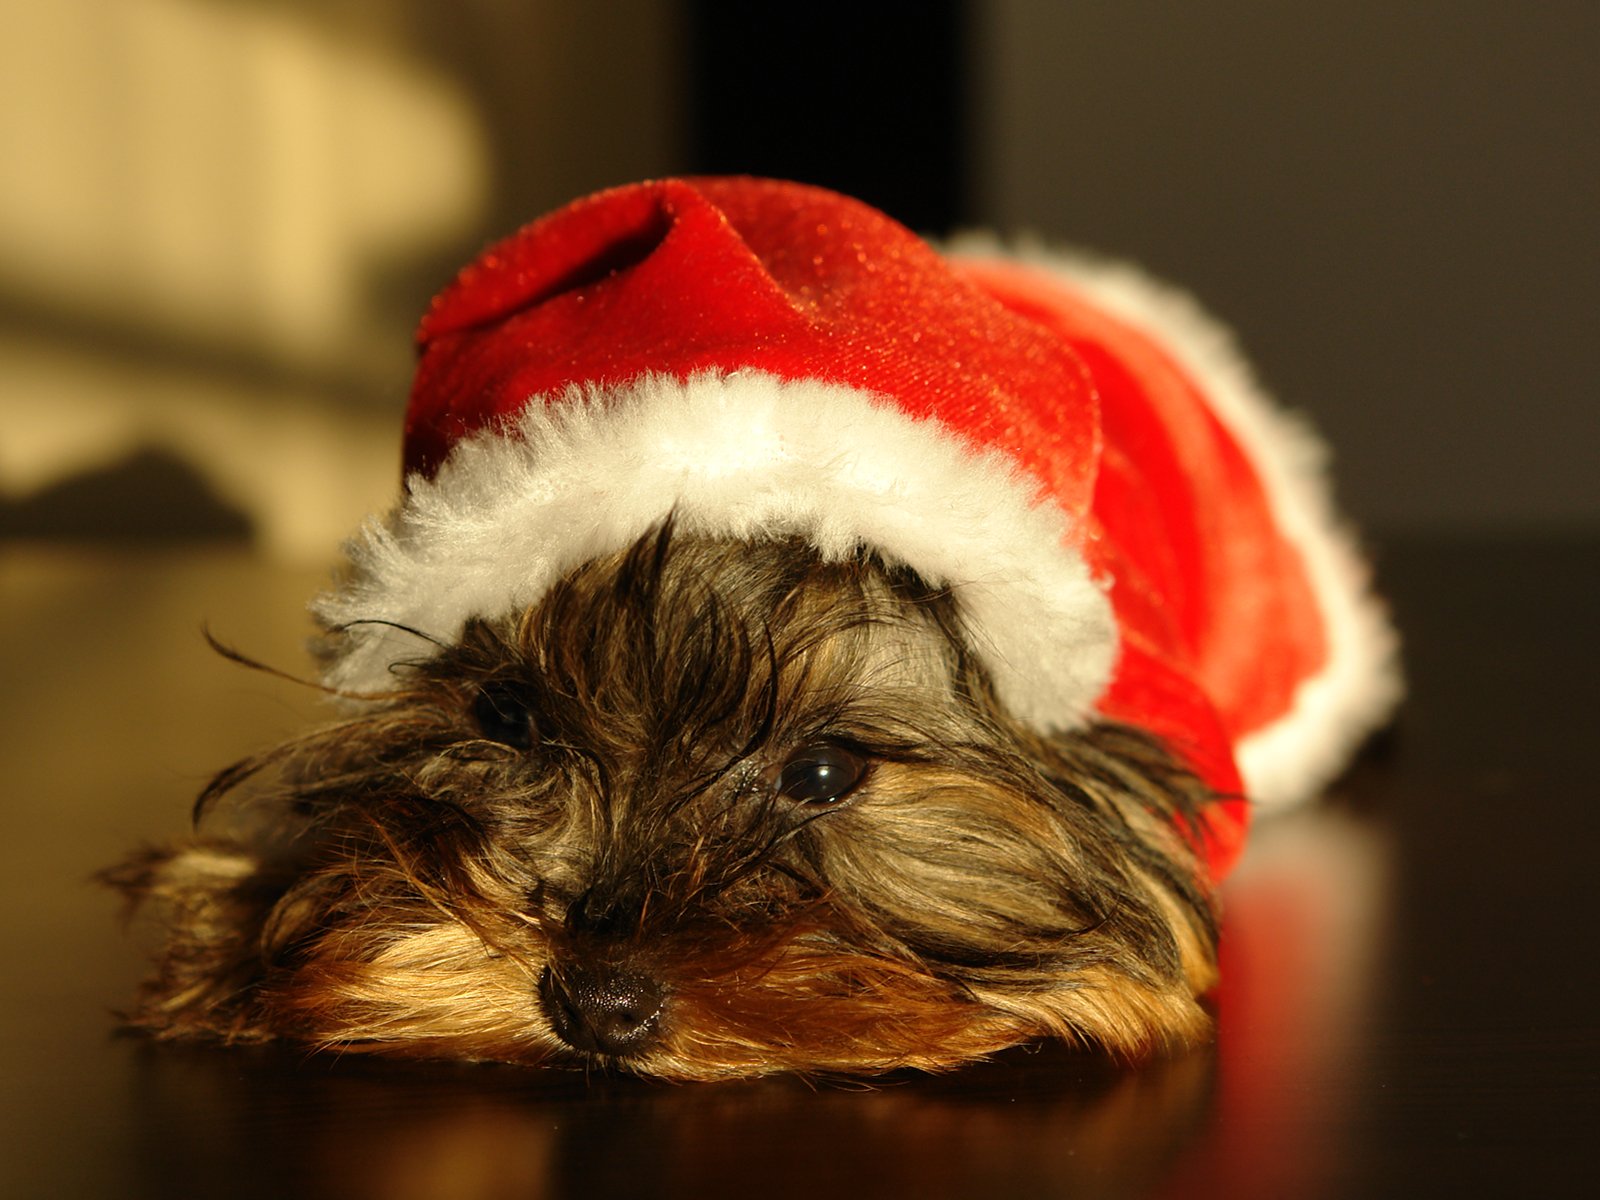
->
[685, 1, 971, 236]
[0, 449, 253, 543]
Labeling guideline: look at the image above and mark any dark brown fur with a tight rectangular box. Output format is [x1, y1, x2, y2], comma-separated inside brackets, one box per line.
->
[106, 525, 1221, 1079]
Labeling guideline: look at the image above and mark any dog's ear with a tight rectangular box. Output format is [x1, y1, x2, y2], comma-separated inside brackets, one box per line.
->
[1018, 724, 1223, 1056]
[101, 840, 287, 1043]
[1034, 871, 1219, 1059]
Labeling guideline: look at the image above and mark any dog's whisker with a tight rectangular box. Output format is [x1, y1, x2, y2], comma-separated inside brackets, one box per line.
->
[328, 618, 449, 649]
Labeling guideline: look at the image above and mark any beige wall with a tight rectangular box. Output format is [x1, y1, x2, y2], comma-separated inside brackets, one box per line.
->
[0, 0, 680, 560]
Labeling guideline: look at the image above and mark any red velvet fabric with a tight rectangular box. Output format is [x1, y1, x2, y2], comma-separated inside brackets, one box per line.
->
[410, 178, 1099, 516]
[955, 261, 1331, 876]
[404, 177, 1331, 880]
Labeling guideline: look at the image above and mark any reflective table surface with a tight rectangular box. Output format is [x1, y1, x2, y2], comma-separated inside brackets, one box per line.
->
[3, 536, 1594, 1198]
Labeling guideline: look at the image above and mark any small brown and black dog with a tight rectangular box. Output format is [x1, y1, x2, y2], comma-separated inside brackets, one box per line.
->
[108, 527, 1217, 1078]
[107, 179, 1396, 1079]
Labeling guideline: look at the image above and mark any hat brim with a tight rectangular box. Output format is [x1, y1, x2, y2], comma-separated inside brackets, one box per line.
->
[313, 368, 1117, 731]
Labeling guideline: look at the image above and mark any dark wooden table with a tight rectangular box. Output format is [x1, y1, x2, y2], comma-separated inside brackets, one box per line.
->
[3, 536, 1595, 1198]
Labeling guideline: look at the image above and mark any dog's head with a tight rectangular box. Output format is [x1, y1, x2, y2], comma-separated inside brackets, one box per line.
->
[109, 525, 1219, 1079]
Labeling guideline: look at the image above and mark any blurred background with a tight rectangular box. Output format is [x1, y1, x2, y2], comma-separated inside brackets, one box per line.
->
[3, 0, 1596, 562]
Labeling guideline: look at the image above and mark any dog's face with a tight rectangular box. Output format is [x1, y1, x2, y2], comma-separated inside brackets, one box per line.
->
[111, 527, 1219, 1079]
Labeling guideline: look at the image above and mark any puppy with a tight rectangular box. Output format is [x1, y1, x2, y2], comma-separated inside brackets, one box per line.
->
[108, 178, 1399, 1078]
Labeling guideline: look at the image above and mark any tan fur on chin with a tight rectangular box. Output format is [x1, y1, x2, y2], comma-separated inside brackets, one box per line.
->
[106, 525, 1222, 1079]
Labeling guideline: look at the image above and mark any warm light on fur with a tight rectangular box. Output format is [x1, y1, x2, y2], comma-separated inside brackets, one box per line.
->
[107, 526, 1220, 1079]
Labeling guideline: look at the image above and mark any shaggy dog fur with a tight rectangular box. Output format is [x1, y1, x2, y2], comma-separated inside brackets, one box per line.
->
[106, 523, 1221, 1079]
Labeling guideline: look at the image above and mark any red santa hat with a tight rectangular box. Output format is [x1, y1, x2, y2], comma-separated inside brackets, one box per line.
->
[315, 177, 1400, 880]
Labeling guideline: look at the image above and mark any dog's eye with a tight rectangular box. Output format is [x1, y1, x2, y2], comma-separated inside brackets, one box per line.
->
[777, 745, 867, 805]
[471, 681, 536, 749]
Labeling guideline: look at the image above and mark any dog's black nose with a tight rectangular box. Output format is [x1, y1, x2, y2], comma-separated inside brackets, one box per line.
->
[538, 961, 665, 1057]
